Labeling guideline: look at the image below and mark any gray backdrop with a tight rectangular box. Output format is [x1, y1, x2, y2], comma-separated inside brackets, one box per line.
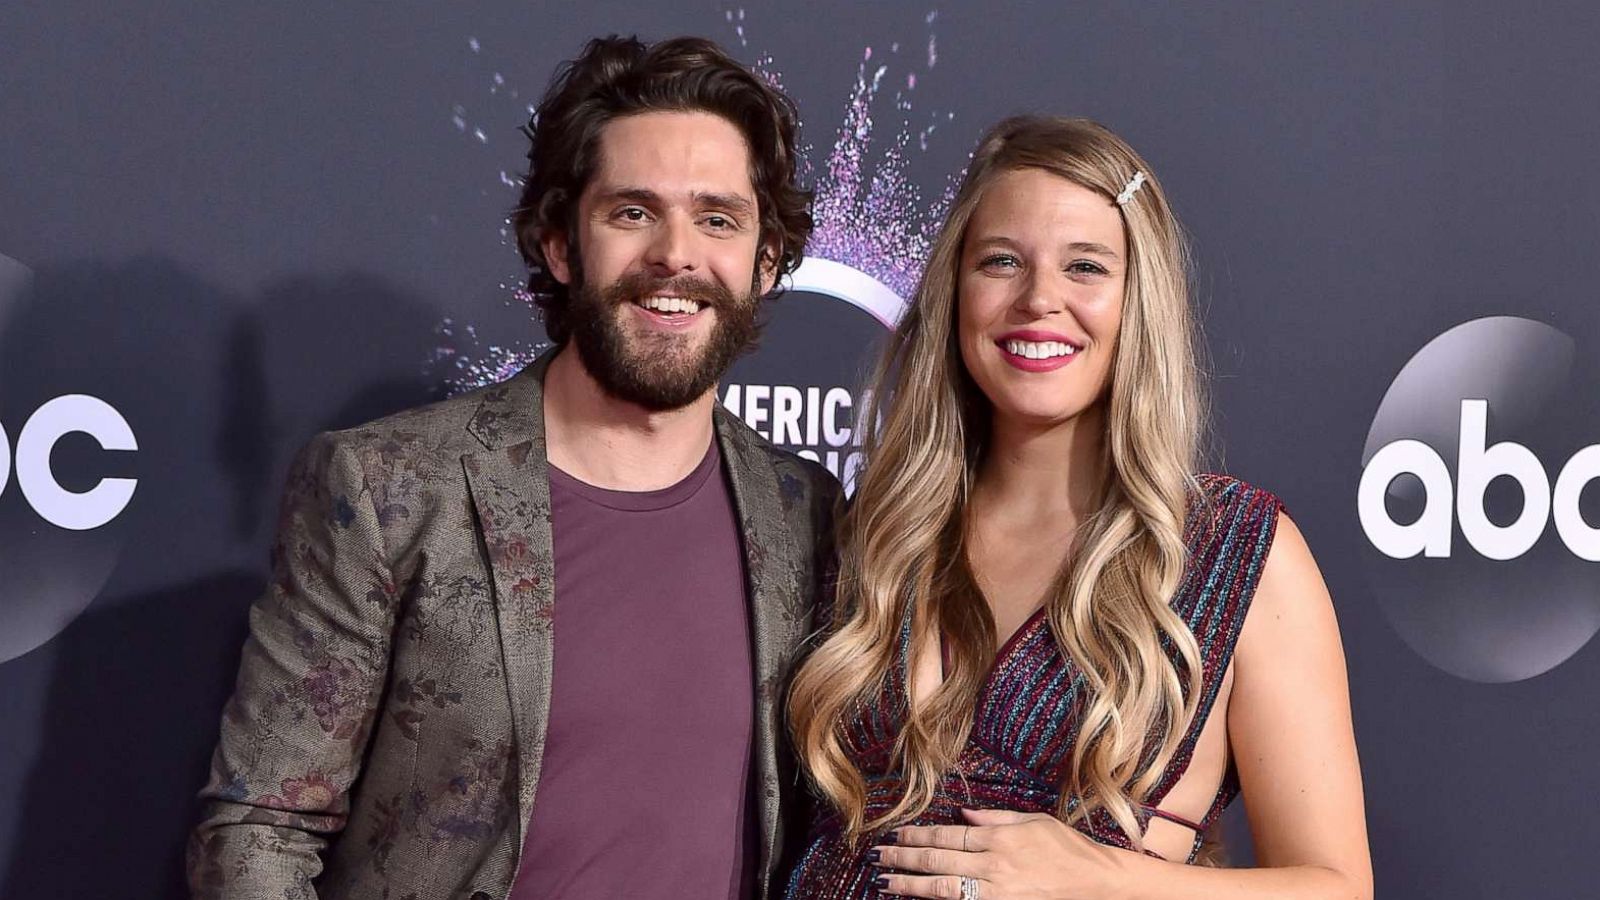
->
[2, 2, 1597, 897]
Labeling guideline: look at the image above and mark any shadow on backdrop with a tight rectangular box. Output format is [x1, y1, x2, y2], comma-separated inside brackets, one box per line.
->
[1, 258, 450, 899]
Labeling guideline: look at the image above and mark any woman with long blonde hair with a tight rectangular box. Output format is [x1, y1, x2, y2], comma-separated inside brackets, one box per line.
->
[783, 117, 1371, 900]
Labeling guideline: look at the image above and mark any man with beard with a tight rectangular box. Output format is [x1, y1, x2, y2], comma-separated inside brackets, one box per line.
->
[188, 36, 840, 900]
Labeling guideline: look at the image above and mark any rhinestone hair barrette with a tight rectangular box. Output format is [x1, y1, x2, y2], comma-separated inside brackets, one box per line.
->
[1115, 171, 1147, 206]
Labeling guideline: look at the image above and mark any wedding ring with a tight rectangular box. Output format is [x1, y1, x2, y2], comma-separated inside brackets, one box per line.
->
[962, 825, 971, 852]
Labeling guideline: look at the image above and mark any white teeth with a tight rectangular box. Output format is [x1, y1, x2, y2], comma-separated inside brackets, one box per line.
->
[1003, 339, 1077, 359]
[640, 296, 702, 314]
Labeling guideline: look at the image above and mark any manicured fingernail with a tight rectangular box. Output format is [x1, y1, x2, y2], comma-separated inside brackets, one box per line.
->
[874, 876, 890, 889]
[866, 848, 881, 863]
[883, 830, 899, 845]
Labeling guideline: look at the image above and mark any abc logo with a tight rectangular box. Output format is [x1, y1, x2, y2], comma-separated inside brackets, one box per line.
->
[1359, 399, 1600, 561]
[1358, 316, 1600, 683]
[0, 395, 138, 530]
[0, 253, 139, 664]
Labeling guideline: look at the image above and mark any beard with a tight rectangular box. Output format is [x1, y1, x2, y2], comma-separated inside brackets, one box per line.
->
[566, 267, 761, 412]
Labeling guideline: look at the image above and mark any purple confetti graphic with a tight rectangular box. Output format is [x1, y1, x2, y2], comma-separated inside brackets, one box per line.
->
[432, 10, 957, 394]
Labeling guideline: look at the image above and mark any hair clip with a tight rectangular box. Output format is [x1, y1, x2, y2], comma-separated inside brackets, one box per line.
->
[1115, 171, 1146, 207]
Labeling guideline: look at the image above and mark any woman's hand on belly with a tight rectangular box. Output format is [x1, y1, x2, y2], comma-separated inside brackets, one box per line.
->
[867, 808, 1126, 899]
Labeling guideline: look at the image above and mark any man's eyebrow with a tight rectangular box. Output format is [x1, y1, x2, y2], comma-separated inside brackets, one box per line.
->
[595, 186, 663, 206]
[691, 191, 756, 216]
[592, 187, 756, 217]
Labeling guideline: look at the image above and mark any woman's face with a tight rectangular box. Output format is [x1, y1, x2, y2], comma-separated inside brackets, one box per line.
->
[957, 167, 1127, 430]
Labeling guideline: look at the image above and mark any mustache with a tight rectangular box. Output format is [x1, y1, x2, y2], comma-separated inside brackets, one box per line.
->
[602, 271, 738, 309]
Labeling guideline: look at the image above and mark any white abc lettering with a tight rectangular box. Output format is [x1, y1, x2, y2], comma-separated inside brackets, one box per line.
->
[1552, 445, 1600, 562]
[1455, 399, 1549, 560]
[10, 395, 138, 531]
[1358, 439, 1453, 558]
[1360, 398, 1600, 561]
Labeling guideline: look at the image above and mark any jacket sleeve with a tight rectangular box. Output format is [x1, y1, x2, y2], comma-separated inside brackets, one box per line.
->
[774, 465, 847, 891]
[807, 476, 846, 638]
[187, 432, 401, 900]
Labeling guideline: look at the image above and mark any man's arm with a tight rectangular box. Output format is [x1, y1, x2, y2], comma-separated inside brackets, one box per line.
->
[187, 432, 401, 900]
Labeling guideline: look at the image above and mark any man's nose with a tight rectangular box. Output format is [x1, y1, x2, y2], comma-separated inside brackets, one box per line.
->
[642, 213, 698, 275]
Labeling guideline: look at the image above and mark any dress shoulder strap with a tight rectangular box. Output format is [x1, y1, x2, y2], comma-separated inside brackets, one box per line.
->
[1176, 474, 1285, 674]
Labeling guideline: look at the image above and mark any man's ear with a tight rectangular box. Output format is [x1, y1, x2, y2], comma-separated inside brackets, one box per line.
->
[756, 242, 782, 296]
[541, 226, 573, 286]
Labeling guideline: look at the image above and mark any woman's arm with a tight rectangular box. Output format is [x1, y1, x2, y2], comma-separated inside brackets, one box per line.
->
[873, 512, 1373, 900]
[1212, 510, 1372, 897]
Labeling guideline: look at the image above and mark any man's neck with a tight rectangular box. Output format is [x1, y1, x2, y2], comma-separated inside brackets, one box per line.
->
[541, 343, 718, 491]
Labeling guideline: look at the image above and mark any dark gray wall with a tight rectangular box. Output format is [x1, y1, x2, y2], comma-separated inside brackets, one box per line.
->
[3, 2, 1597, 897]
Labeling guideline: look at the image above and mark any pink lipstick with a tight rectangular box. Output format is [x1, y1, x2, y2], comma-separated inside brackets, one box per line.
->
[995, 330, 1082, 373]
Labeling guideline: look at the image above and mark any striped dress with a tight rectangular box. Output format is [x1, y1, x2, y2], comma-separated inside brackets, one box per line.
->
[784, 475, 1283, 899]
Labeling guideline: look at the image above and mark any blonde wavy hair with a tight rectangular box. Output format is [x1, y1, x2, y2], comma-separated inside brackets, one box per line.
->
[788, 116, 1209, 851]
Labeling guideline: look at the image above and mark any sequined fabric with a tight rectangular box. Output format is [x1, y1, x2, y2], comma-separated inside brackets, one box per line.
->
[784, 475, 1283, 899]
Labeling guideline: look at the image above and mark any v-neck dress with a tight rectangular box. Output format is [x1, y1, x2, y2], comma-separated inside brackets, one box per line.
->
[784, 475, 1283, 899]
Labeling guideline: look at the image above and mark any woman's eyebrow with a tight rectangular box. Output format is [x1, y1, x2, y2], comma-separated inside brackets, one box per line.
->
[969, 235, 1122, 261]
[1065, 240, 1120, 260]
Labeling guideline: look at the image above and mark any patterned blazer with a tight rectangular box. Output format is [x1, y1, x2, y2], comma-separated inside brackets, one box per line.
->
[188, 350, 842, 900]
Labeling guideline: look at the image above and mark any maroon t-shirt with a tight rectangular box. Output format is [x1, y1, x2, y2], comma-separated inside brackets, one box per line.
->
[510, 439, 754, 899]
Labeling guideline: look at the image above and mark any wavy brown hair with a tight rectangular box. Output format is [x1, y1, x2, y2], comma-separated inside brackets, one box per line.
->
[511, 35, 814, 343]
[788, 116, 1209, 851]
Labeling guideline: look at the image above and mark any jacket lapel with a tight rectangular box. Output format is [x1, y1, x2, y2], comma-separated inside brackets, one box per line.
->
[462, 350, 558, 852]
[714, 407, 806, 894]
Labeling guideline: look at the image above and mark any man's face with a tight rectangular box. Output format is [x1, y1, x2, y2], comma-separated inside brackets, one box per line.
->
[541, 110, 775, 411]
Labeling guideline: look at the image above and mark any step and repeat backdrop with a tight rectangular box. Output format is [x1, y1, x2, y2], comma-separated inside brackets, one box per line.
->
[3, 2, 1598, 897]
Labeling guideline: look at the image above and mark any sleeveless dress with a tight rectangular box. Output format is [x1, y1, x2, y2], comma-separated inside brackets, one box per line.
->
[784, 475, 1284, 899]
